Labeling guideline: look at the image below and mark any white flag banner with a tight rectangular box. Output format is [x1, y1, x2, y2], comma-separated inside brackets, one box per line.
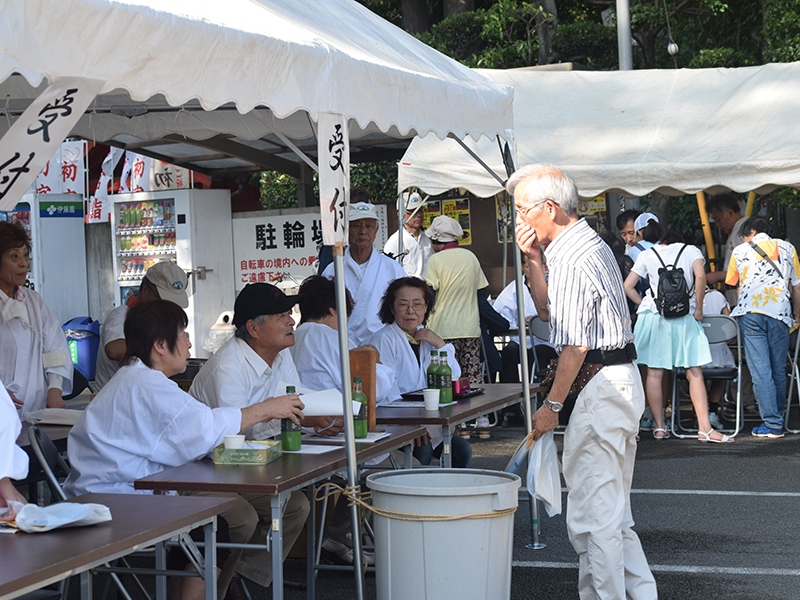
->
[87, 146, 123, 223]
[34, 153, 61, 194]
[130, 153, 151, 192]
[317, 112, 349, 246]
[59, 141, 85, 197]
[118, 151, 132, 192]
[151, 159, 191, 190]
[0, 77, 104, 212]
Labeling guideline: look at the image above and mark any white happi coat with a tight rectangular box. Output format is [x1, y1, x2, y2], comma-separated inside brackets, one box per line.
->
[383, 227, 433, 278]
[0, 287, 72, 415]
[291, 321, 400, 404]
[64, 359, 241, 496]
[190, 336, 300, 440]
[0, 383, 28, 481]
[321, 247, 405, 346]
[367, 322, 462, 447]
[94, 303, 128, 390]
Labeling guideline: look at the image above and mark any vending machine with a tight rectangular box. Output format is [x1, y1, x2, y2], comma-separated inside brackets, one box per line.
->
[111, 189, 235, 358]
[0, 193, 89, 324]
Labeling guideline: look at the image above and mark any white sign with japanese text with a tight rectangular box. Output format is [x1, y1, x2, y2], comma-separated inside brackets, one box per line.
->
[232, 206, 389, 291]
[0, 77, 104, 212]
[34, 140, 86, 197]
[87, 146, 124, 223]
[317, 112, 350, 245]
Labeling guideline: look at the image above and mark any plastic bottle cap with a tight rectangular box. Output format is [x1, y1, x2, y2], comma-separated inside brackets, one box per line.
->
[353, 376, 362, 383]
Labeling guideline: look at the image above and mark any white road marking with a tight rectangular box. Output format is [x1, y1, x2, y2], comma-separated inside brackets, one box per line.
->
[512, 561, 800, 576]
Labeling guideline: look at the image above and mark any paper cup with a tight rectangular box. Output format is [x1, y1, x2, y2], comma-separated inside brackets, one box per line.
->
[423, 389, 440, 411]
[224, 434, 245, 449]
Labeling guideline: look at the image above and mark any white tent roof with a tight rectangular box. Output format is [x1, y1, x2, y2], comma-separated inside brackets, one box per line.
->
[398, 62, 800, 198]
[0, 0, 513, 176]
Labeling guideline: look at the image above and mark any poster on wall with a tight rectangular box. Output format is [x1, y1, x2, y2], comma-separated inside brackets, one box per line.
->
[495, 196, 513, 243]
[232, 206, 388, 290]
[422, 198, 472, 245]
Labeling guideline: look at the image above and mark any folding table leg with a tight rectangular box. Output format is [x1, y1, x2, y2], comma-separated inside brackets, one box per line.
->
[80, 570, 93, 600]
[155, 539, 168, 600]
[203, 518, 218, 600]
[441, 424, 452, 468]
[270, 494, 284, 600]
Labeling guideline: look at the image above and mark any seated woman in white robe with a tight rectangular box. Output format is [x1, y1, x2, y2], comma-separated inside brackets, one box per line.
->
[291, 275, 399, 404]
[0, 221, 72, 416]
[367, 277, 472, 468]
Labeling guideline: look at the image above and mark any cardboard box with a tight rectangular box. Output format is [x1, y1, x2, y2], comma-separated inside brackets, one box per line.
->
[212, 440, 282, 465]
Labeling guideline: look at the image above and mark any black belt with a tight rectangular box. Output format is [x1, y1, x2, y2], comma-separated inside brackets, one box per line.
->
[585, 343, 637, 366]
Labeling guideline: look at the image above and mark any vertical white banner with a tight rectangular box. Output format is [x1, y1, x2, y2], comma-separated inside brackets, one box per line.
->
[130, 153, 151, 192]
[118, 151, 132, 192]
[59, 140, 85, 197]
[151, 159, 191, 190]
[0, 77, 104, 212]
[87, 146, 123, 223]
[317, 112, 350, 246]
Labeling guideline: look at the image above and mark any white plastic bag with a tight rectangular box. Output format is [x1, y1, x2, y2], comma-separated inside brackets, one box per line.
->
[13, 501, 112, 533]
[526, 431, 562, 517]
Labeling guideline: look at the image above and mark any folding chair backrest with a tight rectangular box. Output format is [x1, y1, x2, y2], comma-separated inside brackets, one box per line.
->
[528, 316, 551, 343]
[700, 314, 738, 345]
[27, 426, 71, 502]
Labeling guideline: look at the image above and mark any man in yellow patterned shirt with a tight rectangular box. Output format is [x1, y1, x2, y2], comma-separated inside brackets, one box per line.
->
[726, 217, 800, 438]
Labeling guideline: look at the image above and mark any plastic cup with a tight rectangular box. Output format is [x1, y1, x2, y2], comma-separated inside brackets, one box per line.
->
[423, 389, 440, 411]
[223, 434, 245, 450]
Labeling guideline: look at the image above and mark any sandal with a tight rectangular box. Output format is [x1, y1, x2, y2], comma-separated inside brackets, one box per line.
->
[698, 429, 734, 444]
[653, 428, 670, 440]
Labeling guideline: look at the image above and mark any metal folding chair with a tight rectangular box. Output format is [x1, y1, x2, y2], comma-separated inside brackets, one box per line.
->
[783, 329, 800, 433]
[670, 315, 742, 438]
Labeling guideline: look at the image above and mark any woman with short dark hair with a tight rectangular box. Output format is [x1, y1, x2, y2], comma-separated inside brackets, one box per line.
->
[0, 221, 72, 415]
[368, 277, 472, 467]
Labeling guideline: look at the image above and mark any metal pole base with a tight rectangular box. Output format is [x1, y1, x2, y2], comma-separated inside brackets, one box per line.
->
[525, 542, 547, 550]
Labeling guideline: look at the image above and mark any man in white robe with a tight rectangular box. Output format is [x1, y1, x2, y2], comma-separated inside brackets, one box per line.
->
[0, 383, 28, 521]
[322, 202, 405, 346]
[383, 193, 433, 278]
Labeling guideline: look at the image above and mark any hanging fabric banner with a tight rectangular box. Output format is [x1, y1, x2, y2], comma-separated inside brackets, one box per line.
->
[0, 77, 104, 211]
[118, 151, 132, 192]
[34, 140, 86, 196]
[129, 153, 151, 192]
[87, 146, 124, 223]
[151, 159, 191, 190]
[317, 112, 350, 246]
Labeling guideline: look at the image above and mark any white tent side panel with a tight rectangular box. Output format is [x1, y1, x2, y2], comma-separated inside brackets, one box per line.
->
[399, 62, 800, 198]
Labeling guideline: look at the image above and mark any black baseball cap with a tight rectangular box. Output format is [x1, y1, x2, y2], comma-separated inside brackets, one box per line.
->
[232, 283, 300, 328]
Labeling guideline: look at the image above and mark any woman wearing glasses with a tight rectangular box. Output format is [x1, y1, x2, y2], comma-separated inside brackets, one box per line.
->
[368, 277, 472, 467]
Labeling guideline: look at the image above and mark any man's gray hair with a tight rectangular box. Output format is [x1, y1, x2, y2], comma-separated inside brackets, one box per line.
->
[234, 313, 270, 341]
[506, 164, 579, 217]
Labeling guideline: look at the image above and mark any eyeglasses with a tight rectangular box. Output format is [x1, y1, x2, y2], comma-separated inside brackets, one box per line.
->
[394, 301, 427, 312]
[516, 199, 549, 219]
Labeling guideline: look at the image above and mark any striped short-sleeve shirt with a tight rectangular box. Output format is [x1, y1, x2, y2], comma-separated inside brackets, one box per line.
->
[543, 219, 633, 351]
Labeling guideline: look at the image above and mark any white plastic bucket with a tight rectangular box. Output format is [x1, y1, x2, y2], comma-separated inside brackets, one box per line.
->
[367, 468, 520, 600]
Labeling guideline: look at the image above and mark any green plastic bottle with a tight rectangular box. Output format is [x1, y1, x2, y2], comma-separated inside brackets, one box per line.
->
[280, 385, 302, 451]
[426, 350, 439, 389]
[352, 376, 368, 439]
[437, 351, 453, 404]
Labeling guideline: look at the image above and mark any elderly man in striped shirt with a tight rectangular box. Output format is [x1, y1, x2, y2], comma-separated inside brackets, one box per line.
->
[509, 164, 657, 600]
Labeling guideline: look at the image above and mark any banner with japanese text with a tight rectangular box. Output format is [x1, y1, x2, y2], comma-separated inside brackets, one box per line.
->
[34, 140, 86, 197]
[87, 146, 123, 223]
[232, 206, 388, 291]
[317, 112, 349, 245]
[0, 77, 104, 212]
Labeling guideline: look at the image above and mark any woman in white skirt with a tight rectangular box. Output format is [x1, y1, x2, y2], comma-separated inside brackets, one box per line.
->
[624, 224, 734, 443]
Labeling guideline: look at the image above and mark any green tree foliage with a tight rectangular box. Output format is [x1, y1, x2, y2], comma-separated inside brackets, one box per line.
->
[764, 0, 800, 63]
[255, 162, 398, 210]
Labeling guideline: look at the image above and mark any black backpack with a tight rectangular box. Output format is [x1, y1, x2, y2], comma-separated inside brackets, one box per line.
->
[651, 245, 691, 318]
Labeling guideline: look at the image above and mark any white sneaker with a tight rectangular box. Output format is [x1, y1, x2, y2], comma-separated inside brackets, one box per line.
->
[709, 412, 724, 430]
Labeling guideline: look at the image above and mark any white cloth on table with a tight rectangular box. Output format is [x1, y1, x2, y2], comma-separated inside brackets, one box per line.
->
[0, 286, 72, 416]
[190, 336, 299, 440]
[0, 383, 28, 480]
[94, 303, 128, 390]
[321, 246, 406, 346]
[63, 359, 241, 496]
[383, 227, 433, 278]
[291, 321, 399, 405]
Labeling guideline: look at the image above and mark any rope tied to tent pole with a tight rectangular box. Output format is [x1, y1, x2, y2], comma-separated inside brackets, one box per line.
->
[314, 481, 517, 523]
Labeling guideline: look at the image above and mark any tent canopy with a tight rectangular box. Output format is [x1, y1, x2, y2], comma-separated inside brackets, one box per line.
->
[0, 0, 513, 177]
[398, 62, 800, 198]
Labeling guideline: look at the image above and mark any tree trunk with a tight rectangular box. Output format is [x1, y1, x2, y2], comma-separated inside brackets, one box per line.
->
[536, 0, 559, 65]
[650, 192, 671, 226]
[402, 0, 429, 33]
[444, 0, 474, 18]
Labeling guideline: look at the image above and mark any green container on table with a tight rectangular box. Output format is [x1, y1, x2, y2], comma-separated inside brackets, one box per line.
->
[352, 376, 368, 439]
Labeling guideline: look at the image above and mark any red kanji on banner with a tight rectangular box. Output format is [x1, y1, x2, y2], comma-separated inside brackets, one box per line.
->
[61, 163, 77, 182]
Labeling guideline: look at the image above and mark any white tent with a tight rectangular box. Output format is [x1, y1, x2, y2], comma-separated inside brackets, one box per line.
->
[0, 0, 513, 181]
[398, 62, 800, 198]
[0, 3, 515, 598]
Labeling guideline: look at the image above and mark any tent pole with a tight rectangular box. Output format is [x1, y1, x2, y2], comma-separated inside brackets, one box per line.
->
[745, 191, 756, 216]
[397, 191, 405, 261]
[509, 195, 532, 435]
[696, 191, 717, 272]
[333, 247, 366, 600]
[448, 134, 507, 187]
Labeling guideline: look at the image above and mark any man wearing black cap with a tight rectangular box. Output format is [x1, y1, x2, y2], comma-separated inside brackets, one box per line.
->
[191, 283, 340, 596]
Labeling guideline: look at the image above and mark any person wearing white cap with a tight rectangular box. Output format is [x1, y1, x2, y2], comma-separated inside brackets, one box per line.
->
[94, 260, 189, 390]
[424, 215, 489, 386]
[321, 199, 406, 346]
[383, 192, 433, 278]
[627, 212, 659, 263]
